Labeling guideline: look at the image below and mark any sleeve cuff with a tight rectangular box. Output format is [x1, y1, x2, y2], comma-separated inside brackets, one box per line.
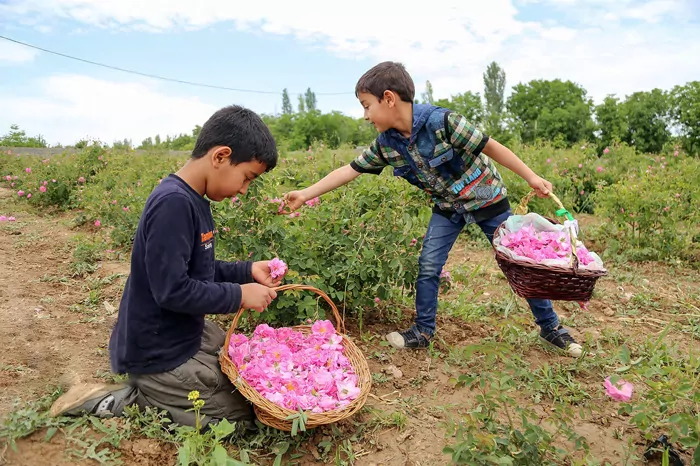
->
[350, 160, 384, 175]
[473, 134, 490, 156]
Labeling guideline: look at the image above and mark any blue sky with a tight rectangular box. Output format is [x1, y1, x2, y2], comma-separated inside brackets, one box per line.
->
[1, 0, 698, 146]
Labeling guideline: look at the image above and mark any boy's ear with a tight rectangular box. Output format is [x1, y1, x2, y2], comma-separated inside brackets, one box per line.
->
[211, 146, 232, 166]
[383, 90, 397, 108]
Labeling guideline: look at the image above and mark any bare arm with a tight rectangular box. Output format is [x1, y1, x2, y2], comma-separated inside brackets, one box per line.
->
[283, 164, 361, 210]
[303, 164, 361, 200]
[483, 138, 553, 197]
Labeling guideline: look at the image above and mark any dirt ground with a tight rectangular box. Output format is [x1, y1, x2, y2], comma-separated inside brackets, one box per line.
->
[1, 187, 698, 465]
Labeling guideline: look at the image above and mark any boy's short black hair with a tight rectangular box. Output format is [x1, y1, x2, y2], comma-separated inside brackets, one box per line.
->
[191, 105, 278, 171]
[355, 61, 415, 103]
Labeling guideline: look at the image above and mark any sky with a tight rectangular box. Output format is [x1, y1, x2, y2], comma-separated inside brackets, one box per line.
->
[0, 0, 698, 146]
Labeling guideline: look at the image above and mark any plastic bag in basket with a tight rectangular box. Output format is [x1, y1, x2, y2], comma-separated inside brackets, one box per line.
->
[493, 212, 606, 272]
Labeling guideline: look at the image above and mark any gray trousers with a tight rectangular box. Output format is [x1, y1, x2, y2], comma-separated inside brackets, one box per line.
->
[113, 320, 254, 428]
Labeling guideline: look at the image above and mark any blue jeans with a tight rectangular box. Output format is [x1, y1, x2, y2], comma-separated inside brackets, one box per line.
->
[414, 209, 559, 336]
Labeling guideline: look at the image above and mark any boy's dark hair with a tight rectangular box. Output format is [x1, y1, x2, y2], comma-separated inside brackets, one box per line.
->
[191, 105, 278, 171]
[355, 61, 415, 103]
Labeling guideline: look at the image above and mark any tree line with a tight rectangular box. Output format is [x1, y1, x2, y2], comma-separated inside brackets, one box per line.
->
[2, 63, 698, 156]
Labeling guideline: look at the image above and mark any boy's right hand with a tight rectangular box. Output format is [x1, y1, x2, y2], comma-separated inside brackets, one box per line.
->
[282, 190, 307, 212]
[240, 283, 277, 313]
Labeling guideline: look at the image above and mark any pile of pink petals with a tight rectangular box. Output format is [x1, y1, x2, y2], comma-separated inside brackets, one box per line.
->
[500, 224, 596, 265]
[228, 320, 361, 413]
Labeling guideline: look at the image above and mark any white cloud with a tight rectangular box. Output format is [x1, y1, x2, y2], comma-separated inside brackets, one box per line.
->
[0, 0, 698, 143]
[0, 40, 38, 64]
[0, 74, 218, 145]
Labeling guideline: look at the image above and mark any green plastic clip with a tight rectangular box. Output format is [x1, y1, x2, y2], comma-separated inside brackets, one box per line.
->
[555, 208, 575, 222]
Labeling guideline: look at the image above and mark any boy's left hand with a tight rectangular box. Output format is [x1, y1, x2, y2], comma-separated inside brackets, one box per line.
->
[527, 175, 553, 198]
[251, 260, 285, 287]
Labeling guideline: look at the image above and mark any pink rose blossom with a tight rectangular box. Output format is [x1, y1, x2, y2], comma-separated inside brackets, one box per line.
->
[603, 148, 610, 154]
[0, 215, 6, 222]
[8, 216, 15, 222]
[268, 257, 287, 279]
[25, 167, 31, 173]
[229, 320, 360, 412]
[26, 193, 32, 199]
[39, 186, 47, 193]
[94, 220, 101, 227]
[596, 166, 603, 172]
[17, 190, 24, 197]
[305, 197, 320, 208]
[604, 376, 633, 401]
[500, 224, 597, 266]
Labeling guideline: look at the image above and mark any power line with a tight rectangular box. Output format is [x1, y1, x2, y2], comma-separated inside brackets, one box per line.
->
[0, 34, 353, 96]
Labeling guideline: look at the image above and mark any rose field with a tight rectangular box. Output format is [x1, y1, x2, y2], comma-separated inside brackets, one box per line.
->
[0, 142, 698, 465]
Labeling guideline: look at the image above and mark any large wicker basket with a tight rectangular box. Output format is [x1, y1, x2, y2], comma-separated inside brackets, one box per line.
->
[219, 284, 372, 432]
[492, 191, 608, 302]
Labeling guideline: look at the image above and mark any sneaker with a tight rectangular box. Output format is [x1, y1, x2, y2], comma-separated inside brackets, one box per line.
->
[49, 382, 125, 418]
[386, 326, 431, 349]
[540, 326, 583, 357]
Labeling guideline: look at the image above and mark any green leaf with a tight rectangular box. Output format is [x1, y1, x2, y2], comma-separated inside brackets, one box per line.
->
[44, 427, 57, 442]
[211, 444, 230, 466]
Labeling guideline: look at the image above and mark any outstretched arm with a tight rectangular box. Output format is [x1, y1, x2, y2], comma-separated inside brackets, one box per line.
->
[282, 138, 387, 211]
[483, 139, 552, 197]
[283, 164, 361, 210]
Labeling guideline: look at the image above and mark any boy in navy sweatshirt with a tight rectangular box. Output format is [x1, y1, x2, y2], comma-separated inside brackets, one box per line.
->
[50, 105, 284, 429]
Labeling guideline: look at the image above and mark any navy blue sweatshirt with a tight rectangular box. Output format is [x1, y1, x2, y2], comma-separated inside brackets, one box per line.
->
[109, 174, 253, 375]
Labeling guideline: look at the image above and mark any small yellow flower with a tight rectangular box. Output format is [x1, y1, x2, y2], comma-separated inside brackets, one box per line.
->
[188, 390, 200, 401]
[194, 399, 205, 409]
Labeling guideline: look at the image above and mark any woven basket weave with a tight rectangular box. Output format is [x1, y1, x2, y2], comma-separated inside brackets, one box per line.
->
[219, 284, 372, 432]
[492, 191, 607, 302]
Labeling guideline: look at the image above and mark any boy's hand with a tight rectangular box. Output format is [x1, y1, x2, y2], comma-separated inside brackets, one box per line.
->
[251, 260, 286, 287]
[282, 190, 307, 212]
[240, 283, 277, 313]
[527, 175, 553, 198]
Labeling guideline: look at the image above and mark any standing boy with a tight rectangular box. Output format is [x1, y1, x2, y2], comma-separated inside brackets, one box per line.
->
[50, 105, 286, 428]
[283, 62, 582, 358]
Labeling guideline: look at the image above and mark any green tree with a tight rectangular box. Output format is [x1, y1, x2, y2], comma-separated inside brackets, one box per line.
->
[435, 91, 484, 126]
[483, 62, 506, 135]
[421, 80, 435, 104]
[0, 124, 48, 148]
[669, 81, 700, 155]
[304, 88, 317, 112]
[282, 88, 293, 115]
[506, 79, 595, 145]
[595, 95, 627, 153]
[297, 94, 306, 114]
[620, 89, 670, 154]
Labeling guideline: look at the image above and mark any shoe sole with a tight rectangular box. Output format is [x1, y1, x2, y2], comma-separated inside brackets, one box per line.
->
[49, 383, 124, 417]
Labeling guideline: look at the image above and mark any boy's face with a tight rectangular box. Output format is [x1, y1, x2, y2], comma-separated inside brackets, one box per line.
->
[358, 91, 395, 133]
[207, 147, 267, 201]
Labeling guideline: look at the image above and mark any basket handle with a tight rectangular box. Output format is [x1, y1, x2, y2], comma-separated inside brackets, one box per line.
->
[230, 284, 346, 335]
[514, 190, 581, 270]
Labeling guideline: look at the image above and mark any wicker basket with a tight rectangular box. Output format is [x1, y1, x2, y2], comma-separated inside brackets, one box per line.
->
[218, 284, 372, 432]
[492, 191, 607, 302]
